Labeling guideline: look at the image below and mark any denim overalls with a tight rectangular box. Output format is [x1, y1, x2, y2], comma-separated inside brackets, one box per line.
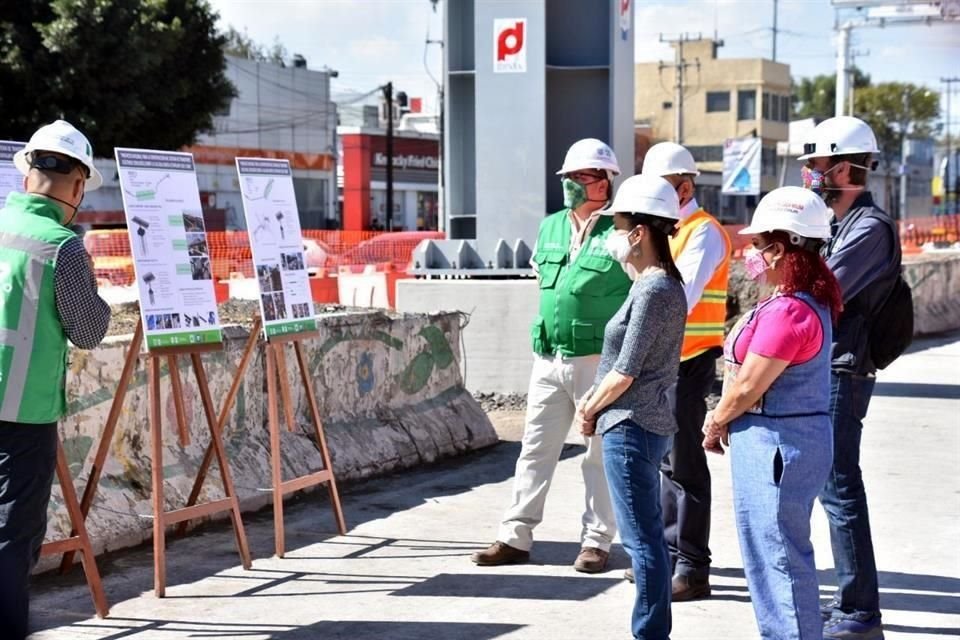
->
[724, 292, 833, 640]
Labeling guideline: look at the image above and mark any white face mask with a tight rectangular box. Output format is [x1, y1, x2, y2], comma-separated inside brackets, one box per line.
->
[604, 230, 635, 263]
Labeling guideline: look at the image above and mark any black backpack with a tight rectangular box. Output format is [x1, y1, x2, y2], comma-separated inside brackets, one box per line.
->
[868, 271, 913, 370]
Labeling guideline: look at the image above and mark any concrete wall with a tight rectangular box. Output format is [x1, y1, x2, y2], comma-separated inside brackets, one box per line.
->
[398, 254, 960, 394]
[43, 311, 496, 567]
[396, 280, 539, 394]
[904, 254, 960, 335]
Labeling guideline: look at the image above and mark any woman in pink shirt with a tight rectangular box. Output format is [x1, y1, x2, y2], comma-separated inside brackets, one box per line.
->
[703, 187, 843, 639]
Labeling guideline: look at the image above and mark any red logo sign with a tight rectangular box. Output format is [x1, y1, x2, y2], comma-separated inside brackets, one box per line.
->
[493, 18, 527, 73]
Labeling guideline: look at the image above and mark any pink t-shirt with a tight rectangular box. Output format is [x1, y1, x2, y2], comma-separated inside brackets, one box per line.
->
[730, 295, 825, 365]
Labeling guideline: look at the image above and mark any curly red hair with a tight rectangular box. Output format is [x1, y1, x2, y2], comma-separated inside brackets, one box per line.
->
[761, 231, 844, 324]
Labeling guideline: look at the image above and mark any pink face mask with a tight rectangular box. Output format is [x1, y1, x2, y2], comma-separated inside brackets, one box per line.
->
[743, 245, 773, 284]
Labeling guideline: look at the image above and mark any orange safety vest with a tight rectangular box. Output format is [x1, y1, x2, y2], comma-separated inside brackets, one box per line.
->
[669, 209, 731, 362]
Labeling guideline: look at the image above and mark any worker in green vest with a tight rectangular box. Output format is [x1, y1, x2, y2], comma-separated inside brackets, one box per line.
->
[0, 120, 111, 640]
[472, 139, 631, 573]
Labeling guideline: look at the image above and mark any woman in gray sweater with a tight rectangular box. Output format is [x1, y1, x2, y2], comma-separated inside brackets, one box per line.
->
[577, 174, 687, 640]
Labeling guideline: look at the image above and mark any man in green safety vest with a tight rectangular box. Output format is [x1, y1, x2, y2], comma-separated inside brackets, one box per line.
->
[0, 120, 111, 640]
[472, 139, 631, 573]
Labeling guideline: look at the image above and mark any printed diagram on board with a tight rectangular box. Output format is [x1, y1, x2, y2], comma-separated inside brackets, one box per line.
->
[242, 177, 274, 201]
[123, 172, 170, 201]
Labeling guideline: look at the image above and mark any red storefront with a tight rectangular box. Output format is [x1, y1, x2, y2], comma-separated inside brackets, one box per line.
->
[339, 127, 439, 231]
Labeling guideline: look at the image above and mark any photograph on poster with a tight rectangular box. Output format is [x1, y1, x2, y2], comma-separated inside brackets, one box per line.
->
[281, 252, 305, 271]
[272, 292, 287, 320]
[262, 293, 278, 321]
[187, 233, 209, 257]
[190, 257, 212, 280]
[182, 211, 205, 232]
[256, 263, 283, 292]
[147, 315, 157, 330]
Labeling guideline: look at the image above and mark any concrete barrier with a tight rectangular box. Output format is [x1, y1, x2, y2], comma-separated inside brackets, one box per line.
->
[43, 310, 496, 567]
[398, 254, 960, 395]
[903, 254, 960, 335]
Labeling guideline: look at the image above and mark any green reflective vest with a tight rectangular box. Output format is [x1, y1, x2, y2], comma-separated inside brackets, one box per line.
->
[0, 192, 74, 424]
[531, 210, 632, 357]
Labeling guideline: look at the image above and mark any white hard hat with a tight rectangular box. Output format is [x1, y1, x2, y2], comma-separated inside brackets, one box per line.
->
[797, 116, 879, 161]
[13, 120, 103, 190]
[556, 138, 621, 177]
[740, 186, 832, 239]
[641, 142, 700, 177]
[601, 174, 681, 221]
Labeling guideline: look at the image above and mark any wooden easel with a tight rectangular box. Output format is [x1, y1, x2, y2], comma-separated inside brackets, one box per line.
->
[39, 441, 109, 617]
[54, 320, 253, 598]
[182, 321, 346, 557]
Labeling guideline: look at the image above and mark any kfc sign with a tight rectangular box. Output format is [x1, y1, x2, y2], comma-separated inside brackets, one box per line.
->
[493, 18, 527, 74]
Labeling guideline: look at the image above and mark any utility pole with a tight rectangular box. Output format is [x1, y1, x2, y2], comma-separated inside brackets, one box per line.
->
[899, 91, 909, 220]
[847, 48, 869, 116]
[659, 33, 706, 145]
[382, 81, 394, 231]
[772, 0, 779, 61]
[943, 77, 959, 214]
[835, 22, 851, 118]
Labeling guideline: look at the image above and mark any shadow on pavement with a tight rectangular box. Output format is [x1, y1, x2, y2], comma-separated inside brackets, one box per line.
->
[904, 329, 960, 355]
[872, 381, 960, 400]
[393, 572, 619, 600]
[883, 623, 960, 636]
[712, 566, 960, 618]
[29, 439, 588, 635]
[267, 620, 525, 640]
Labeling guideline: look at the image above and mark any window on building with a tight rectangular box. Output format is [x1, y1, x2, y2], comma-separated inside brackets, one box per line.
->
[762, 146, 778, 177]
[762, 92, 771, 120]
[738, 89, 757, 121]
[687, 145, 723, 163]
[706, 91, 730, 113]
[780, 95, 791, 122]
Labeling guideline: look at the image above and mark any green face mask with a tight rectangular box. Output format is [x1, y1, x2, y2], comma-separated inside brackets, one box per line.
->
[562, 178, 588, 210]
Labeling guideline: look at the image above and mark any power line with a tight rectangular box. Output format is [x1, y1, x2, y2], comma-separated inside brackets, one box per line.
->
[658, 33, 710, 144]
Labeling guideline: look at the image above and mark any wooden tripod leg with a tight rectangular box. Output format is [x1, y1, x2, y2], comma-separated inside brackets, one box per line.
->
[167, 356, 190, 447]
[148, 356, 166, 597]
[61, 320, 143, 573]
[266, 343, 285, 557]
[56, 442, 110, 617]
[190, 353, 252, 569]
[293, 341, 347, 535]
[274, 345, 296, 433]
[177, 318, 261, 537]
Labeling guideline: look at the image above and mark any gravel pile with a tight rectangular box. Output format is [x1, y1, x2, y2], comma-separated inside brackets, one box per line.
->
[473, 392, 528, 413]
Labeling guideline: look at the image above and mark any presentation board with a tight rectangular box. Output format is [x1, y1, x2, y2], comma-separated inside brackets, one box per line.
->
[116, 148, 223, 349]
[0, 140, 26, 208]
[236, 157, 317, 338]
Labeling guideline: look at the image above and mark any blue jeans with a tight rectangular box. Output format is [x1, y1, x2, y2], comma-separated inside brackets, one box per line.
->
[730, 415, 832, 639]
[819, 372, 881, 622]
[603, 422, 672, 640]
[0, 421, 59, 640]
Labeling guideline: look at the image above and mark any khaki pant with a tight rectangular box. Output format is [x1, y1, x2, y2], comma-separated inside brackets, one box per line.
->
[497, 353, 616, 552]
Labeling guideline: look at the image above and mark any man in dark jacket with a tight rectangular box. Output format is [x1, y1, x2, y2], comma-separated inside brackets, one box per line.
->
[798, 116, 900, 640]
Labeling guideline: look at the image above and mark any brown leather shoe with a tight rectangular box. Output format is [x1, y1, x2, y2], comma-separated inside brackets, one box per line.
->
[672, 574, 711, 601]
[573, 547, 609, 573]
[624, 567, 635, 583]
[470, 541, 529, 566]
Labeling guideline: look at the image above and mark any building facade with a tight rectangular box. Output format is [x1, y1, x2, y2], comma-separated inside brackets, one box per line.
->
[80, 54, 339, 230]
[338, 127, 439, 231]
[635, 39, 791, 223]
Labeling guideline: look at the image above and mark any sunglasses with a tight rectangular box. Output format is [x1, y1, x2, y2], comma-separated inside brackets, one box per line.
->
[565, 171, 606, 185]
[29, 153, 90, 179]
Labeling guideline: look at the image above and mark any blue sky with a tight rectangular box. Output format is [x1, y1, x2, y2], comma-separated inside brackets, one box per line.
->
[207, 0, 959, 133]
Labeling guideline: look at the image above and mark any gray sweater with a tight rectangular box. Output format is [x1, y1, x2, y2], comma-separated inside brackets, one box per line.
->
[594, 269, 687, 436]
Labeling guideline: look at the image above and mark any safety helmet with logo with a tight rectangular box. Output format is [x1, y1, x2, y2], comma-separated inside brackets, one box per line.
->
[797, 116, 879, 161]
[555, 138, 621, 182]
[740, 186, 832, 242]
[13, 120, 103, 191]
[641, 141, 700, 177]
[601, 174, 680, 235]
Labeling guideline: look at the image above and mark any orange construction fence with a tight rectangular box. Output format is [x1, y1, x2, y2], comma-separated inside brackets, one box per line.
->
[84, 217, 959, 288]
